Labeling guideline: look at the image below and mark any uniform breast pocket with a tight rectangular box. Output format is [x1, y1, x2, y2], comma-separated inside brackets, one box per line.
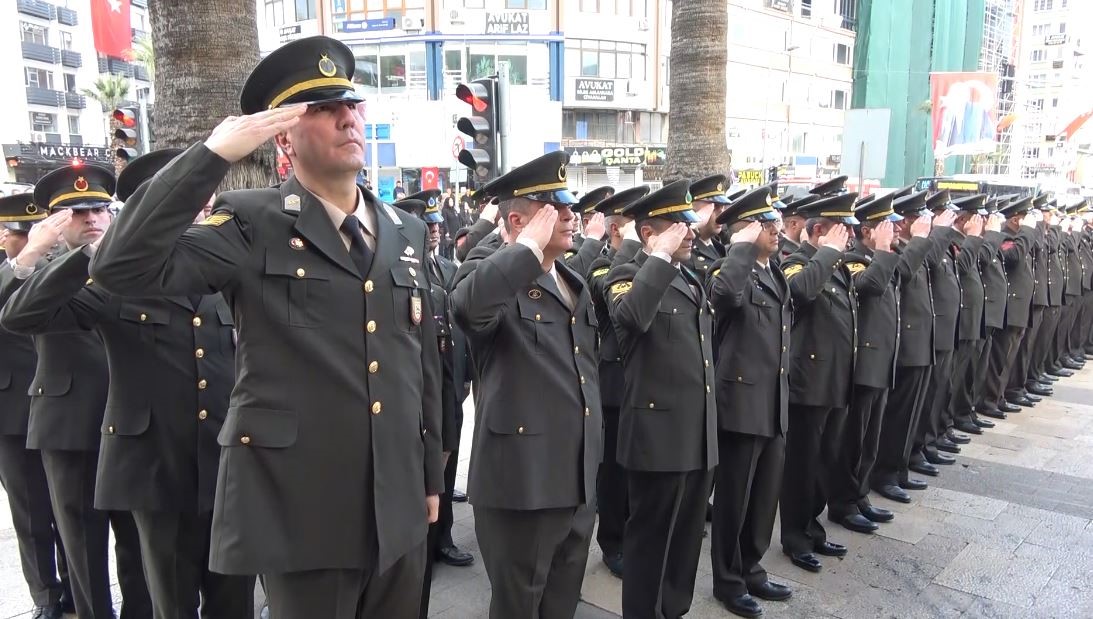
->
[516, 296, 554, 354]
[391, 266, 429, 333]
[118, 303, 170, 345]
[215, 303, 236, 352]
[262, 251, 331, 328]
[749, 286, 773, 323]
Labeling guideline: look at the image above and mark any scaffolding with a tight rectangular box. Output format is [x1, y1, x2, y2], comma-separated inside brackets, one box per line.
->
[978, 0, 1017, 176]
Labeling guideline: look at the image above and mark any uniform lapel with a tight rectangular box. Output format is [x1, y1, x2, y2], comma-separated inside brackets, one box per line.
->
[672, 266, 700, 306]
[283, 178, 359, 279]
[533, 269, 568, 309]
[369, 195, 417, 279]
[557, 261, 588, 313]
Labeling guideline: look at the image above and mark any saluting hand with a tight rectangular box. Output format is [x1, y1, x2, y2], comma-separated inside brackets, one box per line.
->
[933, 210, 957, 228]
[584, 212, 607, 241]
[965, 214, 985, 238]
[516, 204, 558, 251]
[730, 221, 763, 245]
[20, 209, 72, 264]
[819, 223, 849, 251]
[910, 215, 932, 238]
[480, 200, 500, 224]
[985, 213, 1004, 233]
[650, 222, 689, 255]
[204, 105, 307, 163]
[1020, 213, 1037, 229]
[872, 220, 895, 251]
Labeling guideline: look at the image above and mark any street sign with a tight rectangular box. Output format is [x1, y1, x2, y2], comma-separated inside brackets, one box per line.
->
[452, 136, 465, 158]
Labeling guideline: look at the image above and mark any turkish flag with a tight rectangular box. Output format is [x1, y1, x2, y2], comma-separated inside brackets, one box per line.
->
[421, 167, 439, 190]
[91, 0, 132, 59]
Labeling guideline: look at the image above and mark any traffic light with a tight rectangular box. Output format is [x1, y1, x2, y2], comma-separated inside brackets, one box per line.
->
[112, 107, 140, 161]
[455, 78, 500, 183]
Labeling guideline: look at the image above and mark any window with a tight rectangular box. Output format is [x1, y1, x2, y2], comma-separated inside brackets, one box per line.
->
[836, 0, 857, 31]
[834, 43, 851, 65]
[1031, 98, 1044, 111]
[29, 112, 57, 133]
[1052, 97, 1059, 108]
[63, 73, 76, 93]
[20, 22, 48, 45]
[24, 67, 54, 90]
[1059, 23, 1066, 34]
[833, 89, 848, 110]
[264, 0, 287, 26]
[1023, 146, 1041, 159]
[60, 31, 73, 50]
[506, 0, 546, 8]
[1032, 23, 1049, 37]
[295, 0, 317, 20]
[67, 115, 80, 135]
[333, 0, 426, 20]
[566, 39, 647, 80]
[1034, 0, 1053, 10]
[563, 110, 625, 141]
[1031, 49, 1047, 62]
[1028, 72, 1046, 86]
[800, 0, 812, 17]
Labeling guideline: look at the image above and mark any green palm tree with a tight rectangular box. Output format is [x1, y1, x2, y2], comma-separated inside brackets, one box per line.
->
[126, 36, 155, 81]
[81, 73, 131, 113]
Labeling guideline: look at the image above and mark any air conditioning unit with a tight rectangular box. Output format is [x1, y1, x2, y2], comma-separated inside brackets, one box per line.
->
[449, 9, 465, 24]
[401, 16, 423, 31]
[31, 132, 47, 143]
[637, 18, 649, 31]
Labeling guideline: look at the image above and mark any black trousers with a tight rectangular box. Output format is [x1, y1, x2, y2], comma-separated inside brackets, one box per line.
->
[1082, 293, 1093, 350]
[978, 326, 1024, 413]
[873, 366, 931, 487]
[1068, 295, 1088, 356]
[914, 350, 954, 462]
[1030, 306, 1061, 381]
[711, 432, 783, 600]
[780, 405, 844, 555]
[950, 339, 985, 426]
[624, 469, 713, 619]
[596, 406, 628, 558]
[475, 504, 594, 619]
[41, 449, 151, 619]
[420, 447, 462, 619]
[1054, 299, 1080, 365]
[131, 509, 254, 619]
[829, 386, 889, 519]
[264, 541, 426, 619]
[0, 436, 65, 608]
[1007, 306, 1044, 399]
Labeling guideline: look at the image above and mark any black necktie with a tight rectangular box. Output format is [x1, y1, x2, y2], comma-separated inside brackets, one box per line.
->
[341, 215, 374, 278]
[428, 255, 442, 285]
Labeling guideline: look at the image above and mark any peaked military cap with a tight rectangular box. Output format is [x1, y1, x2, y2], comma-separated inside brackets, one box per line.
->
[396, 189, 443, 223]
[116, 148, 184, 202]
[727, 187, 748, 202]
[594, 185, 650, 216]
[690, 174, 731, 204]
[797, 191, 859, 225]
[856, 194, 876, 208]
[893, 190, 930, 218]
[998, 196, 1033, 218]
[34, 163, 114, 211]
[1042, 198, 1059, 212]
[809, 175, 848, 197]
[926, 189, 957, 212]
[240, 35, 363, 115]
[855, 192, 901, 223]
[0, 193, 47, 232]
[1066, 199, 1089, 215]
[952, 193, 989, 215]
[891, 185, 915, 200]
[780, 193, 819, 217]
[574, 186, 615, 213]
[984, 197, 1003, 214]
[622, 179, 698, 223]
[717, 186, 777, 226]
[1032, 194, 1050, 209]
[474, 151, 577, 206]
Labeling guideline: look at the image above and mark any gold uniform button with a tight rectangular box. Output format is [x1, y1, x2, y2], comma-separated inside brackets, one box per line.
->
[517, 426, 525, 434]
[198, 410, 208, 420]
[584, 407, 590, 417]
[571, 316, 576, 325]
[193, 317, 202, 327]
[809, 353, 816, 360]
[700, 334, 705, 342]
[366, 320, 377, 333]
[364, 280, 374, 293]
[580, 375, 586, 384]
[648, 402, 655, 409]
[296, 268, 306, 278]
[704, 359, 710, 367]
[37, 387, 43, 395]
[780, 367, 785, 374]
[195, 348, 205, 359]
[240, 436, 251, 445]
[574, 346, 580, 355]
[198, 379, 207, 390]
[706, 385, 711, 393]
[371, 402, 382, 414]
[139, 313, 148, 322]
[86, 277, 93, 285]
[368, 361, 379, 373]
[673, 308, 678, 314]
[782, 346, 787, 352]
[535, 313, 541, 321]
[107, 425, 115, 434]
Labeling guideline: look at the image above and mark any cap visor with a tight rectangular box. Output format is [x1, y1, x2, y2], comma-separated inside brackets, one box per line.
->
[838, 216, 860, 225]
[709, 195, 731, 204]
[423, 213, 444, 224]
[284, 88, 364, 108]
[746, 211, 780, 222]
[525, 189, 578, 206]
[976, 208, 988, 216]
[677, 210, 701, 224]
[56, 200, 111, 210]
[883, 213, 904, 222]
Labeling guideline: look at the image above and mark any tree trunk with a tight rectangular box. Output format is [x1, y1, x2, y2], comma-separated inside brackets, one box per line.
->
[149, 0, 277, 190]
[665, 0, 730, 182]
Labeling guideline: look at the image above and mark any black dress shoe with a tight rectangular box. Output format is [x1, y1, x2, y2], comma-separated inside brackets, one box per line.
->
[955, 421, 983, 435]
[603, 552, 623, 578]
[1026, 383, 1054, 396]
[874, 484, 911, 503]
[748, 580, 792, 602]
[979, 408, 1007, 419]
[946, 430, 971, 444]
[900, 477, 928, 490]
[785, 551, 822, 572]
[1048, 367, 1075, 377]
[30, 604, 63, 619]
[834, 513, 878, 534]
[720, 594, 762, 618]
[999, 401, 1022, 413]
[974, 417, 996, 428]
[1040, 372, 1059, 382]
[451, 489, 468, 503]
[924, 451, 955, 465]
[814, 540, 848, 557]
[936, 437, 962, 453]
[436, 545, 475, 567]
[860, 504, 894, 522]
[1025, 393, 1043, 403]
[1063, 358, 1084, 370]
[910, 460, 941, 476]
[1011, 396, 1036, 408]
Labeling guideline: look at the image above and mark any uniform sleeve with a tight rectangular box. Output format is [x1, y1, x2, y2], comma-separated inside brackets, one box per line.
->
[896, 236, 933, 280]
[956, 235, 984, 275]
[0, 249, 106, 334]
[455, 217, 497, 262]
[415, 233, 445, 496]
[1000, 226, 1035, 268]
[608, 257, 677, 335]
[851, 250, 899, 296]
[709, 242, 759, 311]
[612, 239, 643, 267]
[89, 143, 250, 297]
[450, 243, 543, 335]
[781, 246, 842, 304]
[565, 236, 605, 277]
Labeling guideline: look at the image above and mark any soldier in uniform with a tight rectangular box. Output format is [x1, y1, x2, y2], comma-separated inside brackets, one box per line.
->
[604, 180, 717, 619]
[687, 175, 731, 281]
[777, 190, 857, 572]
[1003, 195, 1052, 409]
[776, 195, 817, 263]
[450, 151, 602, 618]
[1021, 198, 1059, 400]
[826, 193, 903, 536]
[1058, 205, 1087, 371]
[1, 150, 255, 619]
[977, 197, 1038, 420]
[0, 165, 153, 619]
[89, 36, 443, 618]
[970, 199, 1011, 423]
[564, 186, 613, 270]
[946, 195, 990, 437]
[585, 185, 650, 578]
[706, 187, 793, 618]
[0, 194, 71, 619]
[872, 191, 952, 499]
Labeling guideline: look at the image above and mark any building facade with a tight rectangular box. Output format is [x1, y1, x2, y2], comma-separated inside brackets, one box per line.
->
[2, 0, 152, 187]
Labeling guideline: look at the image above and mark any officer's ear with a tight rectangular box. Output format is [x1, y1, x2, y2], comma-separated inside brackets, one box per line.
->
[274, 131, 295, 159]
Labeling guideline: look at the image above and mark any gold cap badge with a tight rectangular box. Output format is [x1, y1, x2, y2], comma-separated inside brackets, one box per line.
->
[318, 54, 337, 77]
[74, 177, 88, 192]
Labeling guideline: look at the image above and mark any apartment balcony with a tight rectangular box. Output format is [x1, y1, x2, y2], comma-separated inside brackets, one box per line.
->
[65, 92, 86, 109]
[61, 49, 82, 68]
[57, 7, 78, 25]
[26, 86, 65, 107]
[17, 0, 54, 20]
[22, 41, 60, 64]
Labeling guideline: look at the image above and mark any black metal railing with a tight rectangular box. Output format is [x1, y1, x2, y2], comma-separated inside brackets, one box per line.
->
[61, 49, 82, 68]
[22, 41, 60, 64]
[26, 86, 65, 107]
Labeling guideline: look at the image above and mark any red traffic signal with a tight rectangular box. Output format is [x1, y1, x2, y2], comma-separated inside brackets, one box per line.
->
[456, 82, 491, 113]
[113, 107, 137, 128]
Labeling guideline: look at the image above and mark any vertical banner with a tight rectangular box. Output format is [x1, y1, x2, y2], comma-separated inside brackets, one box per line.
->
[91, 0, 132, 59]
[421, 167, 439, 190]
[930, 72, 999, 157]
